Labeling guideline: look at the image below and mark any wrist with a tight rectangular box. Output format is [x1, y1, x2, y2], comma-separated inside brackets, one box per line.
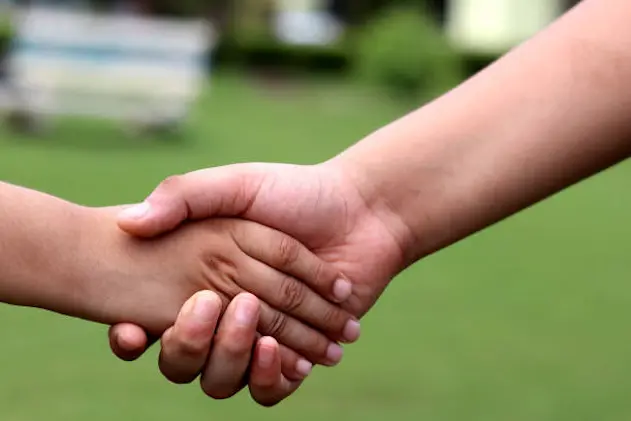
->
[0, 185, 177, 332]
[70, 206, 190, 334]
[328, 105, 477, 265]
[18, 202, 97, 314]
[324, 149, 421, 269]
[43, 205, 140, 325]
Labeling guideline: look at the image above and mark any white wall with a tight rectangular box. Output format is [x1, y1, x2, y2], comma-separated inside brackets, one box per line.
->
[446, 0, 565, 54]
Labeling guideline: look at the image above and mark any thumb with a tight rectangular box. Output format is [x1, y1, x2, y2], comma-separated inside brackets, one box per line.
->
[116, 199, 186, 238]
[117, 165, 266, 238]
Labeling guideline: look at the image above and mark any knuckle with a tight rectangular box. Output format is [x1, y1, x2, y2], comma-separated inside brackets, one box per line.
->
[302, 333, 329, 361]
[158, 174, 184, 192]
[311, 260, 331, 287]
[214, 333, 252, 360]
[320, 306, 345, 332]
[265, 311, 289, 339]
[200, 255, 240, 297]
[171, 338, 208, 359]
[315, 342, 330, 361]
[277, 235, 300, 267]
[278, 276, 306, 312]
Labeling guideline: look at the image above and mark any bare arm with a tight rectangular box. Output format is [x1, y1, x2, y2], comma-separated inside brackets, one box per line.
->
[0, 181, 100, 314]
[335, 0, 631, 265]
[0, 182, 149, 325]
[0, 181, 201, 332]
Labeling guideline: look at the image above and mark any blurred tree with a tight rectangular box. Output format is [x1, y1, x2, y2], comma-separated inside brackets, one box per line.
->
[354, 3, 463, 101]
[151, 0, 210, 17]
[0, 1, 14, 46]
[83, 0, 227, 17]
[334, 0, 447, 25]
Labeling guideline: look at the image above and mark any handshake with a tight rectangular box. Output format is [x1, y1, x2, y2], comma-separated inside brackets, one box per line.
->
[3, 161, 408, 407]
[105, 211, 358, 404]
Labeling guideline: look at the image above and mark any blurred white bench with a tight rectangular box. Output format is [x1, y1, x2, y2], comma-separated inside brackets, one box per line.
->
[4, 7, 215, 129]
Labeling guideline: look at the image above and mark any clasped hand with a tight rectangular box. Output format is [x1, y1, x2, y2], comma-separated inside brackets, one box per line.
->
[98, 211, 360, 405]
[107, 162, 406, 406]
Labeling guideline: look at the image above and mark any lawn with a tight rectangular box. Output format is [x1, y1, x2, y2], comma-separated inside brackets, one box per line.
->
[1, 72, 630, 421]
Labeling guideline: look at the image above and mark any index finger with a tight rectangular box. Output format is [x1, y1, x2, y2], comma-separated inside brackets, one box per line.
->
[232, 222, 353, 304]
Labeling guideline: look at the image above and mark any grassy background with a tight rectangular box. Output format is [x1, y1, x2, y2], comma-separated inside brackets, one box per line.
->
[1, 72, 630, 421]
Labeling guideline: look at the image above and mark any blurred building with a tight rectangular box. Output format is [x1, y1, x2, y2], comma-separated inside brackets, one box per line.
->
[446, 0, 582, 55]
[1, 0, 213, 132]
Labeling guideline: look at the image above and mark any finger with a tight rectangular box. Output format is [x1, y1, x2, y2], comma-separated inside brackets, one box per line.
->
[117, 165, 266, 238]
[108, 323, 154, 361]
[200, 293, 260, 399]
[253, 333, 312, 381]
[159, 291, 223, 384]
[249, 337, 303, 407]
[234, 223, 353, 303]
[279, 344, 313, 381]
[258, 301, 344, 367]
[241, 257, 360, 344]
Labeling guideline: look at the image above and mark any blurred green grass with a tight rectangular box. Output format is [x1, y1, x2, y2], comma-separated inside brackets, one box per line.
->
[1, 72, 630, 421]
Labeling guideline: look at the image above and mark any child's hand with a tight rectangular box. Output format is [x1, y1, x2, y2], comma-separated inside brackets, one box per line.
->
[81, 211, 359, 366]
[110, 291, 309, 405]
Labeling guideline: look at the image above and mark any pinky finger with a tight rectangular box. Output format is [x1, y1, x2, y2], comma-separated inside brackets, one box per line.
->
[249, 337, 303, 407]
[279, 344, 312, 382]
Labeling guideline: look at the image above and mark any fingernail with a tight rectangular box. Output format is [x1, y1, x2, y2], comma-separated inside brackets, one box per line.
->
[258, 345, 274, 369]
[235, 296, 258, 326]
[191, 293, 219, 322]
[333, 279, 352, 302]
[119, 202, 151, 220]
[295, 359, 313, 378]
[326, 343, 344, 365]
[179, 294, 197, 317]
[343, 319, 361, 343]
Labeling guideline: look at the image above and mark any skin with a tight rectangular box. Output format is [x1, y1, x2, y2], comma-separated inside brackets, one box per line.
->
[139, 290, 311, 405]
[0, 181, 361, 377]
[110, 0, 631, 406]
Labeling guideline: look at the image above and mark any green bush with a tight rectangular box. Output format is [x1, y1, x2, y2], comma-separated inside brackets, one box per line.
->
[354, 5, 464, 101]
[214, 32, 351, 75]
[0, 13, 14, 58]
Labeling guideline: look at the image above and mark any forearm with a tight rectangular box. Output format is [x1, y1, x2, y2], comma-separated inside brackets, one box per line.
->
[335, 0, 631, 265]
[0, 182, 174, 331]
[0, 181, 94, 312]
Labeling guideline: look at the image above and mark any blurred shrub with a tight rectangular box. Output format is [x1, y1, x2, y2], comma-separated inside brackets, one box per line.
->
[354, 5, 464, 101]
[215, 35, 351, 75]
[0, 12, 13, 57]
